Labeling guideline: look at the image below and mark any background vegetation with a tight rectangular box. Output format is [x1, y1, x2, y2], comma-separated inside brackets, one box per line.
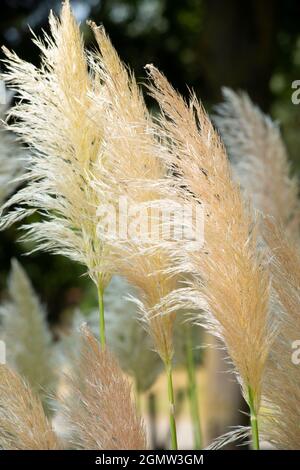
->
[1, 0, 299, 326]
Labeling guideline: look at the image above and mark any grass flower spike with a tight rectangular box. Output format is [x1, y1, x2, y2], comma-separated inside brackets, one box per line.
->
[0, 365, 60, 450]
[146, 66, 275, 449]
[0, 1, 110, 346]
[89, 25, 180, 448]
[0, 4, 180, 446]
[259, 219, 300, 449]
[214, 88, 300, 240]
[62, 327, 147, 450]
[215, 90, 300, 449]
[90, 24, 177, 365]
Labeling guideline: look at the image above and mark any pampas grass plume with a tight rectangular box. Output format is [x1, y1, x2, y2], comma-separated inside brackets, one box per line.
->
[89, 24, 179, 367]
[214, 88, 300, 240]
[259, 218, 300, 449]
[146, 65, 275, 446]
[0, 365, 60, 450]
[215, 89, 300, 448]
[0, 1, 110, 290]
[62, 327, 147, 450]
[89, 27, 181, 447]
[0, 259, 56, 413]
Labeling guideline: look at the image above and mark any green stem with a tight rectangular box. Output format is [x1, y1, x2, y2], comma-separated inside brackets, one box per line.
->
[165, 361, 178, 450]
[185, 326, 202, 449]
[97, 284, 106, 349]
[248, 386, 260, 450]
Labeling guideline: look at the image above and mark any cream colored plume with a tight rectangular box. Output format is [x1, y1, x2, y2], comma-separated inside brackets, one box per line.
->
[62, 327, 147, 450]
[259, 219, 300, 449]
[214, 88, 300, 240]
[0, 1, 178, 365]
[0, 1, 110, 289]
[146, 66, 275, 420]
[215, 89, 300, 448]
[0, 365, 60, 449]
[0, 259, 56, 413]
[88, 24, 178, 366]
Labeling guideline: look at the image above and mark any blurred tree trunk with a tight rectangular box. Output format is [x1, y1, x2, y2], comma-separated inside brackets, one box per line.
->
[204, 334, 249, 449]
[200, 0, 278, 110]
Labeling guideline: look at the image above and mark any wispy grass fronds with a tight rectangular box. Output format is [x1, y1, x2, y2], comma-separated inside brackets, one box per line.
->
[103, 276, 163, 393]
[215, 89, 300, 449]
[88, 25, 180, 447]
[0, 1, 115, 346]
[0, 259, 56, 413]
[89, 24, 178, 366]
[206, 426, 251, 450]
[0, 1, 111, 292]
[214, 88, 300, 240]
[64, 293, 200, 395]
[0, 365, 60, 449]
[259, 218, 300, 449]
[146, 66, 275, 448]
[59, 277, 163, 393]
[263, 218, 300, 323]
[62, 327, 147, 450]
[0, 90, 23, 204]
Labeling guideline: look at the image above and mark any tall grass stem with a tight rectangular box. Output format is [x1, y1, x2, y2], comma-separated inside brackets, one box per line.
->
[248, 386, 260, 450]
[165, 361, 178, 450]
[97, 285, 106, 349]
[185, 326, 202, 449]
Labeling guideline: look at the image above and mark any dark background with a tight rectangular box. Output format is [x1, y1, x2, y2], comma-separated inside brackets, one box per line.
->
[1, 0, 300, 323]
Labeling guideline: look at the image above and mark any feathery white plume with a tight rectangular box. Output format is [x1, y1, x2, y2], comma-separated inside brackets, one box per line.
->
[0, 365, 61, 449]
[62, 327, 147, 450]
[0, 1, 111, 289]
[89, 24, 179, 366]
[146, 66, 275, 448]
[258, 219, 300, 449]
[214, 88, 300, 240]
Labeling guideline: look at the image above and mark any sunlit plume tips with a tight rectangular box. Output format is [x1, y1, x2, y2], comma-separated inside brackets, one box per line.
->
[89, 24, 179, 365]
[146, 65, 275, 418]
[0, 1, 111, 289]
